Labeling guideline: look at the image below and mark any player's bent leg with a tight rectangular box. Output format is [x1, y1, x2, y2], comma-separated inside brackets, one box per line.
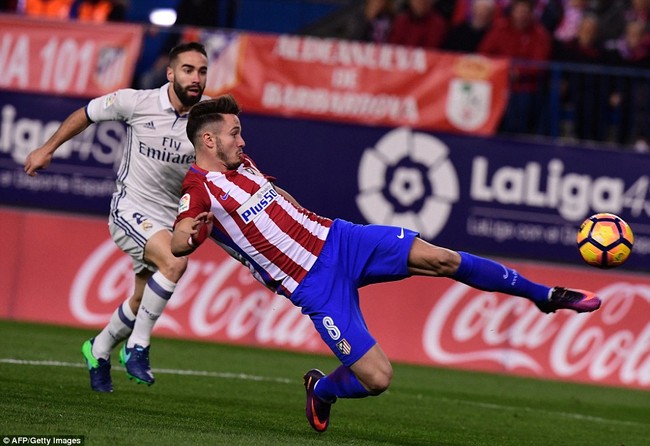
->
[122, 271, 168, 385]
[143, 230, 188, 283]
[303, 345, 391, 433]
[91, 271, 149, 357]
[123, 231, 188, 386]
[348, 344, 392, 395]
[82, 272, 151, 392]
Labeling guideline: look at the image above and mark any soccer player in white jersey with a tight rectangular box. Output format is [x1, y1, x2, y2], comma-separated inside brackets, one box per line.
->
[23, 42, 209, 392]
[171, 96, 602, 432]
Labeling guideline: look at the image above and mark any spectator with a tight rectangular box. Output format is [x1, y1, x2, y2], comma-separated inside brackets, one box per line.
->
[555, 13, 603, 62]
[554, 14, 608, 141]
[588, 0, 628, 46]
[452, 0, 563, 32]
[624, 0, 650, 28]
[443, 0, 496, 53]
[479, 0, 552, 133]
[389, 0, 449, 49]
[605, 20, 650, 65]
[604, 20, 650, 147]
[536, 0, 565, 34]
[70, 0, 126, 22]
[341, 0, 395, 44]
[433, 0, 457, 21]
[22, 0, 73, 19]
[554, 0, 588, 43]
[451, 0, 508, 26]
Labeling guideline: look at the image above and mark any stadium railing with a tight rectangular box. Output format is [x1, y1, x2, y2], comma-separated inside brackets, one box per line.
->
[505, 59, 650, 151]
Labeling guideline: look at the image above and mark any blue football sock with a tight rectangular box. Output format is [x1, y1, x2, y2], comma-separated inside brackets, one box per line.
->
[314, 365, 370, 402]
[451, 252, 550, 304]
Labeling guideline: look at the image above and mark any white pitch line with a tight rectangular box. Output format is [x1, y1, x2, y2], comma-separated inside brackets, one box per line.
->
[0, 358, 293, 384]
[437, 396, 649, 429]
[2, 358, 647, 429]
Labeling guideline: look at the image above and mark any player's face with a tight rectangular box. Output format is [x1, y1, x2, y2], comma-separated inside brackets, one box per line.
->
[168, 50, 208, 107]
[214, 114, 245, 170]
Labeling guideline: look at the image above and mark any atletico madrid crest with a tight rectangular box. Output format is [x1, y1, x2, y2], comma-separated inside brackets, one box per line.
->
[336, 339, 351, 355]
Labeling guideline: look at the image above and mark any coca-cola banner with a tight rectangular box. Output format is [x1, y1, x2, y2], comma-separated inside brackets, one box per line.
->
[0, 14, 142, 98]
[202, 31, 509, 135]
[0, 91, 125, 215]
[2, 207, 649, 390]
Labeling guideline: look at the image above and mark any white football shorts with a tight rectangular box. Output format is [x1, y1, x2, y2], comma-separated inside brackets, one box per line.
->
[108, 199, 171, 274]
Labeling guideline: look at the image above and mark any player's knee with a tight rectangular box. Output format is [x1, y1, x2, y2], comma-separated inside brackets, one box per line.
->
[157, 256, 188, 282]
[363, 366, 393, 395]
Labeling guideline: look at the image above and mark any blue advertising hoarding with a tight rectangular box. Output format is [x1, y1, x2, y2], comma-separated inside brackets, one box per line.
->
[241, 114, 650, 271]
[0, 91, 124, 215]
[2, 91, 649, 270]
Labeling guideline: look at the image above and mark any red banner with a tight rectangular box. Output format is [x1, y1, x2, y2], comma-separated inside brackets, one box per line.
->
[0, 14, 142, 97]
[204, 33, 509, 135]
[2, 208, 649, 389]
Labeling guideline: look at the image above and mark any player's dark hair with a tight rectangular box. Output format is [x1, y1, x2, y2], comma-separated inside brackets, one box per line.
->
[186, 95, 241, 144]
[169, 41, 207, 63]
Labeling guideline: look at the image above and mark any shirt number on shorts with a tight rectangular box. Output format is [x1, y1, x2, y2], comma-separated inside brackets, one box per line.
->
[323, 316, 340, 340]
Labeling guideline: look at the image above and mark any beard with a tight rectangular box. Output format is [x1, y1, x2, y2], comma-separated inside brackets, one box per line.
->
[216, 140, 242, 171]
[173, 81, 204, 107]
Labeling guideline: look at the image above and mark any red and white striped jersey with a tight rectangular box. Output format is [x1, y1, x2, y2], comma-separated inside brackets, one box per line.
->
[176, 155, 332, 296]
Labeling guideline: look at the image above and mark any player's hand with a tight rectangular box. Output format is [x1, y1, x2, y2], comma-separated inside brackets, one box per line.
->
[189, 211, 214, 246]
[24, 147, 53, 177]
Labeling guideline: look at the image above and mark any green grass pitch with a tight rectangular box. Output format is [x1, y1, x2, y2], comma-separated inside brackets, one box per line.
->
[0, 320, 648, 445]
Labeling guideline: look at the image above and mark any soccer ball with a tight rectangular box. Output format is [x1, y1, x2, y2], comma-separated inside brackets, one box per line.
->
[576, 213, 634, 268]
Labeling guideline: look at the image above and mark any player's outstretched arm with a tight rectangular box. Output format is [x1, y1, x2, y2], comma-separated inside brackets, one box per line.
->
[24, 107, 93, 177]
[171, 212, 213, 257]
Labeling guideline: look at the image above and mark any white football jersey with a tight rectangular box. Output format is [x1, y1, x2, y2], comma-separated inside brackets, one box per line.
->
[86, 84, 205, 228]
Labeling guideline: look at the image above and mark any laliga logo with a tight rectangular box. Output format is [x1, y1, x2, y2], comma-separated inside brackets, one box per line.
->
[356, 127, 459, 239]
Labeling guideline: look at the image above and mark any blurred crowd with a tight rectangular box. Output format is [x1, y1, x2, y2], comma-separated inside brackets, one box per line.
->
[311, 0, 650, 149]
[0, 0, 127, 21]
[325, 0, 650, 68]
[3, 0, 650, 148]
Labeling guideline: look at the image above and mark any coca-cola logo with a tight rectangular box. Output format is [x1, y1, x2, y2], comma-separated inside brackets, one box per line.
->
[70, 239, 650, 388]
[423, 282, 650, 386]
[70, 239, 323, 350]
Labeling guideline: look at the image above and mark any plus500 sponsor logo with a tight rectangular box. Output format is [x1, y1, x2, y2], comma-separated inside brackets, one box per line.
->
[237, 182, 279, 224]
[470, 157, 650, 221]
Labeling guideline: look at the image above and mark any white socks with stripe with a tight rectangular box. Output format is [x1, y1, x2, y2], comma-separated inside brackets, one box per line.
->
[92, 299, 136, 360]
[127, 271, 177, 348]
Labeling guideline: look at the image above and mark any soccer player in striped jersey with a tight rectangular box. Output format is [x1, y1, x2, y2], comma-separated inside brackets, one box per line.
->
[171, 95, 602, 432]
[24, 42, 209, 392]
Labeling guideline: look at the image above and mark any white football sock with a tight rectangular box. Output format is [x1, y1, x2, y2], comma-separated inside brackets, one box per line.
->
[92, 299, 136, 360]
[127, 271, 176, 348]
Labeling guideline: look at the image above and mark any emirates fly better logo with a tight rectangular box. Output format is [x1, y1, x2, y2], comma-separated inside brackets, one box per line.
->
[356, 128, 459, 239]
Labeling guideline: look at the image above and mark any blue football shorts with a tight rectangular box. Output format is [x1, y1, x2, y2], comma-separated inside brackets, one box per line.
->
[290, 218, 418, 366]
